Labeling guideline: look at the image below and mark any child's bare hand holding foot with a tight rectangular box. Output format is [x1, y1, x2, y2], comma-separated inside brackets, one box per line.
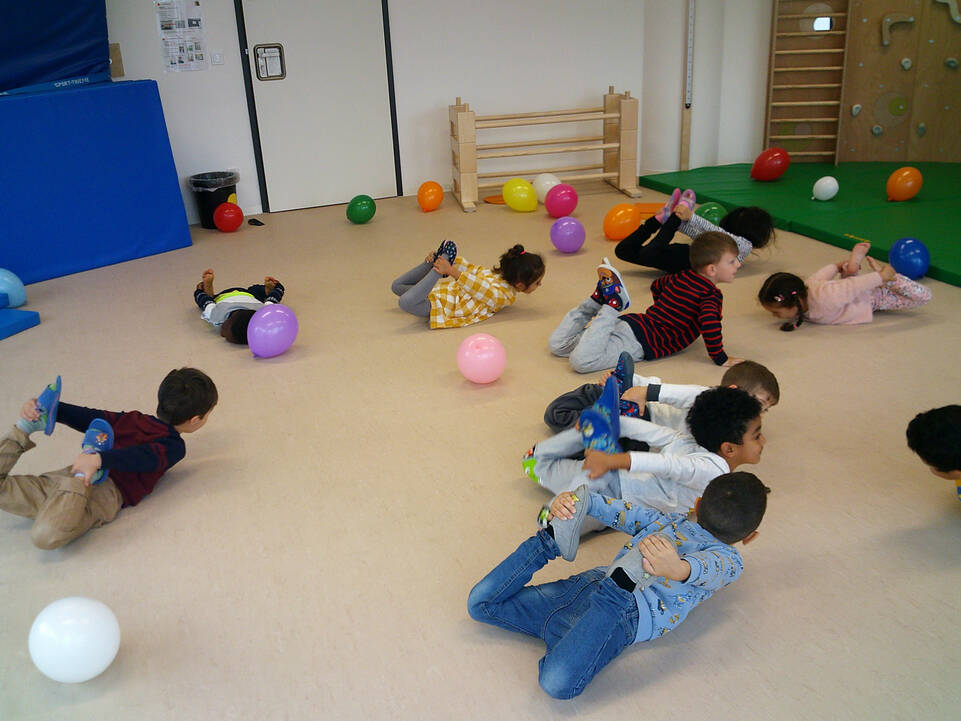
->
[548, 491, 579, 521]
[866, 256, 896, 283]
[638, 533, 691, 582]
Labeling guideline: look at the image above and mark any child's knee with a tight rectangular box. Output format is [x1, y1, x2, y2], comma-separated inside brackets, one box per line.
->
[466, 583, 491, 622]
[30, 520, 72, 550]
[538, 658, 583, 700]
[568, 349, 601, 374]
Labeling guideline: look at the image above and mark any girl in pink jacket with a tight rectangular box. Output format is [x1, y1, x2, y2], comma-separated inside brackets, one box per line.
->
[756, 242, 932, 331]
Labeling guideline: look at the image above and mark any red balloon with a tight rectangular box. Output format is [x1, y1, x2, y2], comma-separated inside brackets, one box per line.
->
[750, 147, 790, 181]
[213, 202, 244, 232]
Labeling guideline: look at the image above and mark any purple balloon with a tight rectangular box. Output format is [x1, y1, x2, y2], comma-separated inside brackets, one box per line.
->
[248, 304, 299, 358]
[550, 216, 585, 253]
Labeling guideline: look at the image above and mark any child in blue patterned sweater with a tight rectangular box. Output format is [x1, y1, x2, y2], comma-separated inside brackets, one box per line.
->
[469, 471, 769, 699]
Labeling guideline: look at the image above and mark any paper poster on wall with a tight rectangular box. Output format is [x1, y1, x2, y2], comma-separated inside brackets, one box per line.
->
[155, 0, 208, 72]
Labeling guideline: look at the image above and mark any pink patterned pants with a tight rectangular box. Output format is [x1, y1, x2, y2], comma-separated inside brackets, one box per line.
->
[870, 274, 932, 311]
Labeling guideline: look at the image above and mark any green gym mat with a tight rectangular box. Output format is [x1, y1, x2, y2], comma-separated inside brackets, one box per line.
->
[638, 162, 961, 287]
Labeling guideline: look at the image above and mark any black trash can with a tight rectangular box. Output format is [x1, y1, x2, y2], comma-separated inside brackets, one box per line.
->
[189, 171, 240, 229]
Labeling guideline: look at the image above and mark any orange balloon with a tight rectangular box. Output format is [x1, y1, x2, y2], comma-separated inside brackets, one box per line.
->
[603, 203, 642, 240]
[417, 181, 444, 212]
[886, 167, 922, 202]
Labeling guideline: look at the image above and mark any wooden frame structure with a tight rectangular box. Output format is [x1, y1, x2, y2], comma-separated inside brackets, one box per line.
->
[449, 86, 642, 212]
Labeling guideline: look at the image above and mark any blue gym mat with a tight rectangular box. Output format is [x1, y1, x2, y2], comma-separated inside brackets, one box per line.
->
[0, 80, 191, 285]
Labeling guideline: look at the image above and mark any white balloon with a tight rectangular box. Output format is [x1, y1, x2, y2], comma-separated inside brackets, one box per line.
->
[812, 176, 839, 201]
[29, 597, 121, 683]
[532, 173, 561, 203]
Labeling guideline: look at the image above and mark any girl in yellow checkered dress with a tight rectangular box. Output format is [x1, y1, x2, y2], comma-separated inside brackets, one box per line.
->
[391, 241, 545, 329]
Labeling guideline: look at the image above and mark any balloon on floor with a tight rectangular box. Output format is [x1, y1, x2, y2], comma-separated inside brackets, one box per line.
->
[544, 184, 578, 218]
[502, 178, 537, 212]
[885, 167, 922, 202]
[888, 237, 929, 279]
[602, 203, 641, 240]
[346, 195, 376, 223]
[457, 333, 506, 383]
[248, 304, 299, 358]
[550, 216, 585, 253]
[812, 176, 839, 201]
[750, 147, 790, 181]
[417, 181, 444, 212]
[29, 597, 121, 683]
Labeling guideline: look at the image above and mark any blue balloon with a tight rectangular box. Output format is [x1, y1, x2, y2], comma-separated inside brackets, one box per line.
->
[0, 268, 27, 307]
[888, 237, 930, 280]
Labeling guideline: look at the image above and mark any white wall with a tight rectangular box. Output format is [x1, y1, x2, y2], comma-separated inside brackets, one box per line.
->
[105, 0, 260, 223]
[104, 0, 770, 223]
[388, 0, 644, 192]
[641, 0, 771, 175]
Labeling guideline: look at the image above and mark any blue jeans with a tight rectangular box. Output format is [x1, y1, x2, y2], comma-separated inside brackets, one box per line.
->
[467, 531, 639, 699]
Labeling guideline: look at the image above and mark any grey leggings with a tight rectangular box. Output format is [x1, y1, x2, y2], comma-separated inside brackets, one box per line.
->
[391, 261, 441, 317]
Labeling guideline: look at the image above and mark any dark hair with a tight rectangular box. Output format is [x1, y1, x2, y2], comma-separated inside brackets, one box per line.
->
[906, 405, 961, 473]
[687, 386, 762, 454]
[720, 206, 775, 250]
[720, 360, 780, 405]
[689, 231, 739, 270]
[221, 309, 255, 344]
[157, 368, 218, 425]
[494, 244, 545, 289]
[697, 471, 770, 544]
[758, 272, 808, 331]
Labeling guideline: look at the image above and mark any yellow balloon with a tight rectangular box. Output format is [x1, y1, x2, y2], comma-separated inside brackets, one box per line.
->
[501, 178, 537, 212]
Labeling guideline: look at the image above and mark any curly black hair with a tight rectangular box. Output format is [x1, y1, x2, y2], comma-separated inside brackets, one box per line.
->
[687, 386, 762, 454]
[906, 405, 961, 473]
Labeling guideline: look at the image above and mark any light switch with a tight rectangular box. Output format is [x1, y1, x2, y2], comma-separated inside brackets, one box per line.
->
[212, 50, 224, 66]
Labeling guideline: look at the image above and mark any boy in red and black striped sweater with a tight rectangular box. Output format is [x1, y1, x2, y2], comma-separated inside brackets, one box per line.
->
[549, 232, 745, 373]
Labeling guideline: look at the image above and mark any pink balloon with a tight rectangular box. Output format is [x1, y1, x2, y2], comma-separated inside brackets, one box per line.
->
[544, 184, 578, 218]
[456, 333, 506, 384]
[248, 304, 298, 358]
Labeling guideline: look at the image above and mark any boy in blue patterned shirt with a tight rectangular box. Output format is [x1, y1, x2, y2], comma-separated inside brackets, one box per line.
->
[468, 472, 769, 699]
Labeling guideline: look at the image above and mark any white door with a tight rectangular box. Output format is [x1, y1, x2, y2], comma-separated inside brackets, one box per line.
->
[241, 0, 397, 211]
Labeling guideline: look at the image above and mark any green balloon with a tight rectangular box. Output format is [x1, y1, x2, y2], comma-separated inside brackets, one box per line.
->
[346, 195, 376, 224]
[695, 201, 726, 226]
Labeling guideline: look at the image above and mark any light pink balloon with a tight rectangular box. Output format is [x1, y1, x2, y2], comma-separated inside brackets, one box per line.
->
[456, 333, 506, 384]
[544, 184, 578, 218]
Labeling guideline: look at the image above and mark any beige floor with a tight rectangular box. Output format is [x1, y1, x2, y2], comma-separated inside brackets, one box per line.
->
[2, 183, 959, 720]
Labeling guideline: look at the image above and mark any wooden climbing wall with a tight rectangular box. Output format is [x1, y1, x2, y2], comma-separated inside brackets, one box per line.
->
[838, 0, 961, 161]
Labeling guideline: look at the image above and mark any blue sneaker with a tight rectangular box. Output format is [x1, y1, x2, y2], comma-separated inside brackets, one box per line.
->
[580, 376, 622, 454]
[35, 376, 61, 435]
[80, 418, 113, 485]
[613, 351, 634, 393]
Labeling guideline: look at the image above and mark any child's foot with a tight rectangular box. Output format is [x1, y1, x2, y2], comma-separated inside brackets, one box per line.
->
[604, 534, 669, 590]
[81, 418, 113, 485]
[17, 376, 62, 436]
[549, 484, 590, 561]
[590, 258, 631, 311]
[432, 239, 457, 265]
[654, 188, 682, 224]
[613, 351, 634, 393]
[843, 242, 870, 277]
[677, 188, 696, 212]
[202, 269, 215, 296]
[264, 276, 277, 295]
[522, 446, 540, 484]
[619, 399, 642, 418]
